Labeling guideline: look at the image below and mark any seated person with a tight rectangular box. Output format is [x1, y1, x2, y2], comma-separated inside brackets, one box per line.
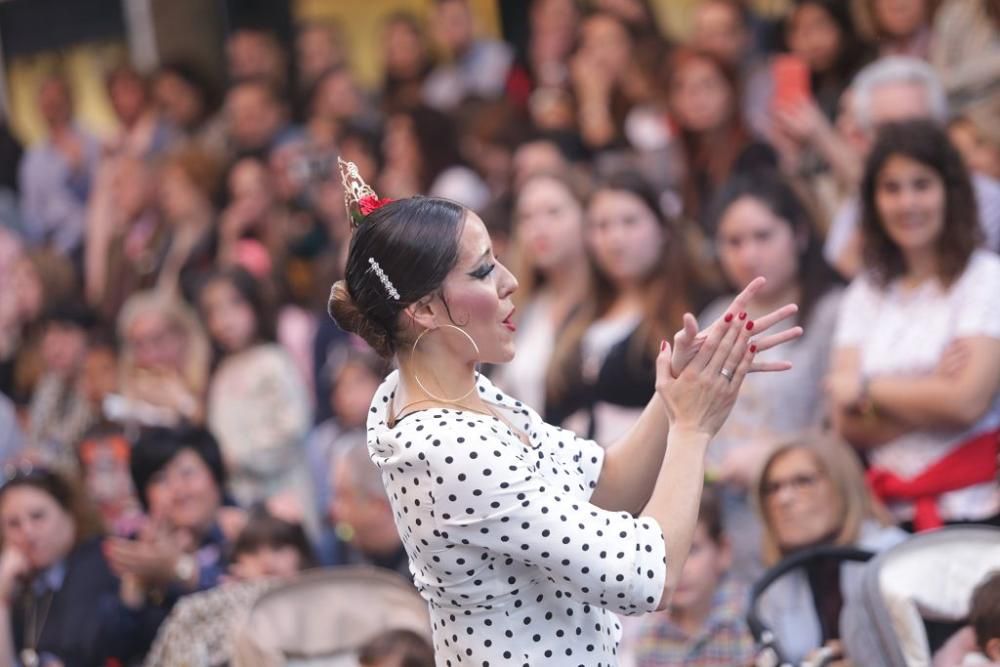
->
[144, 509, 314, 666]
[630, 484, 755, 667]
[751, 434, 908, 664]
[328, 440, 409, 579]
[0, 465, 137, 666]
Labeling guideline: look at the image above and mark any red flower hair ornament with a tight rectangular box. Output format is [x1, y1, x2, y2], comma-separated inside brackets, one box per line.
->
[339, 157, 393, 228]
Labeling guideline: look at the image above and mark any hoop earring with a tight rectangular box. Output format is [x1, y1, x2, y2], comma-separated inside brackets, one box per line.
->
[410, 324, 480, 404]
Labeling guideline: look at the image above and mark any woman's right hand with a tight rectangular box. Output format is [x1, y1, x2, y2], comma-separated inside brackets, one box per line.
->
[0, 546, 29, 606]
[656, 312, 755, 436]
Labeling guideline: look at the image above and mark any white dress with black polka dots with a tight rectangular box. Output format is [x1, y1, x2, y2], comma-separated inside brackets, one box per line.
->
[368, 371, 668, 666]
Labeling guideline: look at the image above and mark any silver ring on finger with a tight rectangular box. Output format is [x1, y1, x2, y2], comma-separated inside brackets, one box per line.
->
[720, 368, 734, 382]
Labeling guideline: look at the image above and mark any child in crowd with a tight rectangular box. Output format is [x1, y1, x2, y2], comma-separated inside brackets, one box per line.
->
[630, 484, 756, 667]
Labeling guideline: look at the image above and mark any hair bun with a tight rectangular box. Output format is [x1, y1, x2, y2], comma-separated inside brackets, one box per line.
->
[327, 280, 394, 358]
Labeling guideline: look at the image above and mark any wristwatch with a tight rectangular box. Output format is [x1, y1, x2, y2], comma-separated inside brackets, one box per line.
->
[174, 554, 197, 584]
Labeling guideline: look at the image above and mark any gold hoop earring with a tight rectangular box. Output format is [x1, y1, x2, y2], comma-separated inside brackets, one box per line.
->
[410, 324, 480, 403]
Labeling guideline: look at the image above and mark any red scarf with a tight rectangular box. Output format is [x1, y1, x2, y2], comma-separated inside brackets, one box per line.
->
[867, 429, 999, 532]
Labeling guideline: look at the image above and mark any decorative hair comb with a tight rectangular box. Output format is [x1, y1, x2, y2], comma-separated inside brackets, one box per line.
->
[338, 157, 393, 228]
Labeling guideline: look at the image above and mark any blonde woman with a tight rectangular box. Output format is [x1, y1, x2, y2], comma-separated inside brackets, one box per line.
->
[751, 434, 907, 663]
[114, 290, 210, 427]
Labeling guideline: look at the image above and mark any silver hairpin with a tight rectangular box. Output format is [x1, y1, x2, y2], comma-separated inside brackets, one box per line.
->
[368, 257, 400, 300]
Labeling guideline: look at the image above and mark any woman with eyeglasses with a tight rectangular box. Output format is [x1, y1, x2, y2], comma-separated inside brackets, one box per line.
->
[751, 434, 907, 664]
[0, 466, 127, 667]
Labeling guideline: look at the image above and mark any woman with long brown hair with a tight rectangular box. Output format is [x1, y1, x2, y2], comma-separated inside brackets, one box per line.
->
[546, 171, 703, 444]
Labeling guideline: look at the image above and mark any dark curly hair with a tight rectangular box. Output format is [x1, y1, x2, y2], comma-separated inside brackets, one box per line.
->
[860, 119, 980, 288]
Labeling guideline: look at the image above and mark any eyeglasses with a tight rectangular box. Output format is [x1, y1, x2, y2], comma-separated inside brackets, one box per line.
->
[762, 472, 823, 499]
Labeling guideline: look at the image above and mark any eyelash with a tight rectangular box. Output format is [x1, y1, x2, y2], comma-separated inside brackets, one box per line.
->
[471, 263, 496, 280]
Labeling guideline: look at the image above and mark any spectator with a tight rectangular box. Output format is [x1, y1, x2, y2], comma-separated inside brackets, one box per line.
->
[105, 427, 231, 632]
[784, 0, 874, 122]
[25, 304, 99, 473]
[379, 13, 434, 113]
[665, 48, 778, 234]
[105, 65, 177, 160]
[504, 0, 580, 110]
[630, 485, 755, 667]
[699, 171, 841, 580]
[857, 0, 937, 59]
[197, 268, 313, 527]
[689, 0, 771, 137]
[295, 20, 347, 95]
[929, 0, 1000, 111]
[751, 435, 907, 664]
[949, 100, 1000, 182]
[378, 105, 489, 209]
[0, 465, 132, 666]
[224, 78, 297, 159]
[144, 510, 314, 667]
[493, 171, 591, 414]
[77, 425, 142, 538]
[18, 74, 101, 254]
[152, 61, 226, 155]
[546, 171, 693, 444]
[84, 154, 163, 319]
[226, 27, 289, 94]
[305, 346, 386, 564]
[823, 57, 1000, 276]
[114, 290, 210, 428]
[327, 440, 409, 579]
[828, 120, 1000, 530]
[423, 0, 514, 112]
[305, 64, 368, 148]
[155, 145, 222, 298]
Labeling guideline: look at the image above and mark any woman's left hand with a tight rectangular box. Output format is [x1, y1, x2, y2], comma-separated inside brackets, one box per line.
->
[670, 277, 803, 378]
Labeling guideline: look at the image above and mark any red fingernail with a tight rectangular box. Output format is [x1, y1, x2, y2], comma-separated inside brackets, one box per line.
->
[750, 344, 757, 353]
[746, 320, 754, 331]
[660, 339, 666, 351]
[724, 313, 734, 322]
[739, 312, 747, 320]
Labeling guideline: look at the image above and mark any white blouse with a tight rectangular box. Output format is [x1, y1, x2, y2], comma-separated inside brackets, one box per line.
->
[367, 371, 667, 666]
[834, 250, 1000, 521]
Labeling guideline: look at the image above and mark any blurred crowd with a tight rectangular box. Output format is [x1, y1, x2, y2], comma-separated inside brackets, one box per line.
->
[0, 0, 998, 665]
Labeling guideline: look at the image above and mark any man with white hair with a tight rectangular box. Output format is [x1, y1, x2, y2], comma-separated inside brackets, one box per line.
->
[824, 57, 1000, 277]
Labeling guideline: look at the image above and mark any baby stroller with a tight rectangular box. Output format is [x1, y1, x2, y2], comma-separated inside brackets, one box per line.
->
[749, 525, 1000, 667]
[230, 565, 431, 667]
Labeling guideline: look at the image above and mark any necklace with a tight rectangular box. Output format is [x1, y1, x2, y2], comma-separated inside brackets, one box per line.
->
[21, 587, 55, 667]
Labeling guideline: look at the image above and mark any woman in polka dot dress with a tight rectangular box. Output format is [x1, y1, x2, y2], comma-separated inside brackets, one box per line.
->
[328, 160, 802, 665]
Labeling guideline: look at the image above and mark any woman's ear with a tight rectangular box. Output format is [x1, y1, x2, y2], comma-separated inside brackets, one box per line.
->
[404, 294, 440, 333]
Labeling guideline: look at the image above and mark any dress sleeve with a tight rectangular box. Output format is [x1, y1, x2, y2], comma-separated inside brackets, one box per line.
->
[833, 275, 879, 349]
[954, 253, 1000, 339]
[424, 426, 668, 616]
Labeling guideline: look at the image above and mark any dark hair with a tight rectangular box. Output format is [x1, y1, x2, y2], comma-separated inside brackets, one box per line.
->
[860, 119, 980, 288]
[698, 483, 725, 546]
[547, 171, 691, 407]
[971, 571, 1000, 654]
[358, 628, 435, 667]
[395, 106, 467, 191]
[708, 170, 841, 327]
[155, 60, 221, 121]
[328, 197, 467, 358]
[786, 0, 872, 84]
[0, 465, 103, 547]
[129, 427, 226, 509]
[197, 266, 276, 348]
[665, 47, 751, 222]
[232, 508, 315, 568]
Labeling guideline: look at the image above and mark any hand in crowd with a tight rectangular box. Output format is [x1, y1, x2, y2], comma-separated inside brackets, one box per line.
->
[130, 368, 202, 422]
[0, 546, 29, 606]
[104, 519, 193, 591]
[825, 370, 864, 413]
